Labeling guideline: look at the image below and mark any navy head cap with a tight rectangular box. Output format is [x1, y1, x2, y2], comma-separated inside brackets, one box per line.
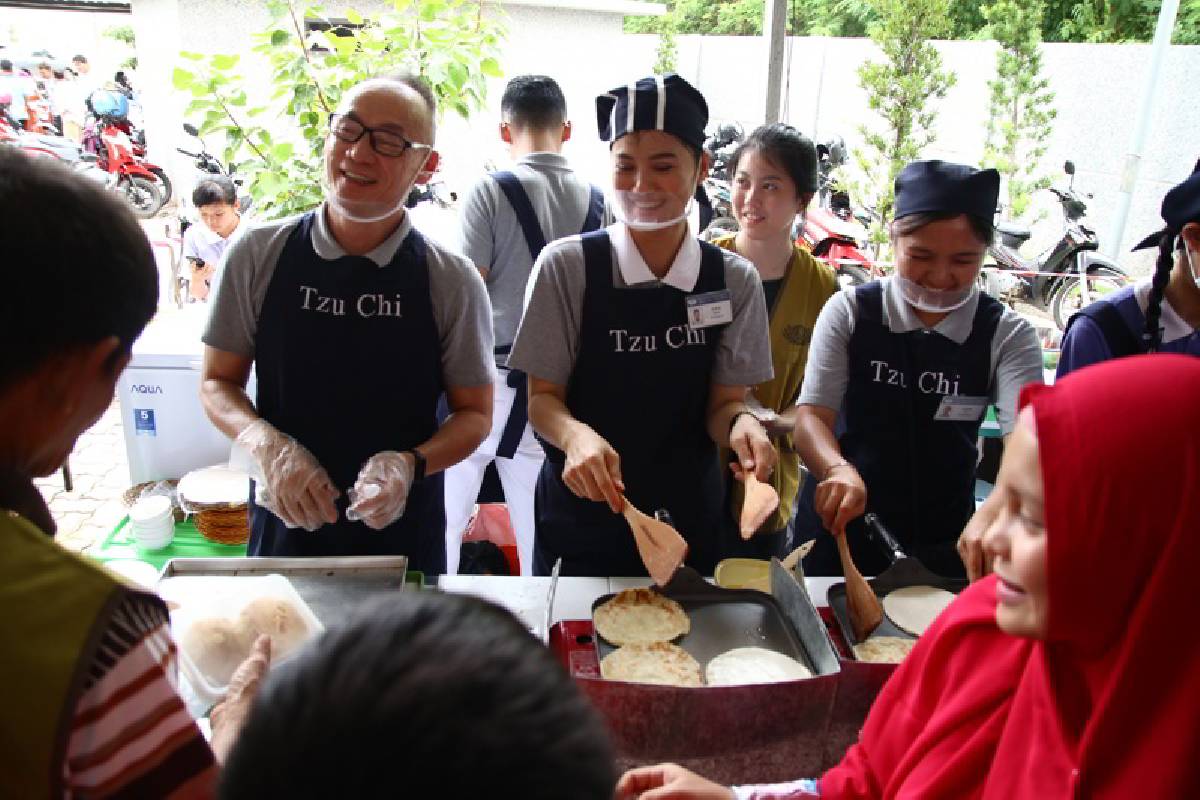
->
[1133, 158, 1200, 251]
[596, 74, 709, 153]
[894, 160, 1000, 225]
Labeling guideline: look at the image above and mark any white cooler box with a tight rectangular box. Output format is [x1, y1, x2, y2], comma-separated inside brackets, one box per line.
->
[117, 307, 256, 484]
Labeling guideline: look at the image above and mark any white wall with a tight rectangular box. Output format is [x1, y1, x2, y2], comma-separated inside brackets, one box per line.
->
[647, 34, 1200, 275]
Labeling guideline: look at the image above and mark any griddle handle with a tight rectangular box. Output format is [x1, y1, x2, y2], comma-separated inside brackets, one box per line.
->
[864, 513, 906, 563]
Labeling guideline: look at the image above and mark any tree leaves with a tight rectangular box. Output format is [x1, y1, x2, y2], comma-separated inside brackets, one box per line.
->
[175, 0, 504, 219]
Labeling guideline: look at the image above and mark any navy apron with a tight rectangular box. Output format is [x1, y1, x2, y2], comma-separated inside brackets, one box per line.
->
[491, 171, 604, 459]
[249, 211, 446, 573]
[533, 230, 728, 577]
[796, 282, 1001, 578]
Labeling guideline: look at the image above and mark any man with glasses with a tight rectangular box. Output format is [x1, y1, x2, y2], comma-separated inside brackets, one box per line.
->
[200, 74, 494, 572]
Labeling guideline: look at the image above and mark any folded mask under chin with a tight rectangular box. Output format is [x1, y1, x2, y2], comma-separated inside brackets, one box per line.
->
[610, 189, 692, 231]
[896, 275, 977, 313]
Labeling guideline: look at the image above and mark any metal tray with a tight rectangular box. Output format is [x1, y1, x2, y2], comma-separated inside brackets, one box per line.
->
[556, 563, 841, 782]
[827, 557, 967, 650]
[158, 556, 417, 628]
[591, 565, 838, 678]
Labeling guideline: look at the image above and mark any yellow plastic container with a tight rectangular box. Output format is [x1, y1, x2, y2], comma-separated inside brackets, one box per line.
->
[713, 558, 771, 593]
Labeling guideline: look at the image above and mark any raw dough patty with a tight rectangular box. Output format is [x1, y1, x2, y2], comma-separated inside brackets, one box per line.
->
[882, 586, 956, 636]
[705, 647, 812, 686]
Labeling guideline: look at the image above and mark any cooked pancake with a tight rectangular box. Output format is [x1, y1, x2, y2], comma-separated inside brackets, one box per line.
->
[600, 642, 703, 687]
[853, 636, 916, 664]
[882, 586, 956, 636]
[705, 647, 812, 686]
[593, 588, 690, 646]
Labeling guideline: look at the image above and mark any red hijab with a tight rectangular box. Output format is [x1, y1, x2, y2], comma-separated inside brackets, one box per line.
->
[822, 355, 1200, 799]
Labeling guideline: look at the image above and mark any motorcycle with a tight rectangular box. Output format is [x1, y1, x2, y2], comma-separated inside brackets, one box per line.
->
[81, 104, 167, 219]
[982, 160, 1129, 330]
[794, 135, 885, 288]
[700, 122, 744, 235]
[1, 93, 127, 193]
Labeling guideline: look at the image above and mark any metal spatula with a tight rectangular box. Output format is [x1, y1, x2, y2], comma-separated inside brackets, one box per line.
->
[835, 529, 883, 641]
[621, 499, 688, 586]
[739, 472, 780, 540]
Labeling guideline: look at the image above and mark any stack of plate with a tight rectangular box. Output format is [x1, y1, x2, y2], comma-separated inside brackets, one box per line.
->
[178, 466, 251, 546]
[122, 479, 185, 522]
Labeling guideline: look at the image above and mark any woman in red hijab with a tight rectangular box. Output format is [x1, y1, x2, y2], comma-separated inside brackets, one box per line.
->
[618, 354, 1200, 799]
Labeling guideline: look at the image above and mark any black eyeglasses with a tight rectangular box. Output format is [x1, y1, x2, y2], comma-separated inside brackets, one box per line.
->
[328, 113, 429, 158]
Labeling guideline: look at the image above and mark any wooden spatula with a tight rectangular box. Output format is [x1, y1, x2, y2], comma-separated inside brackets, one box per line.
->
[835, 531, 883, 641]
[621, 499, 688, 586]
[740, 472, 780, 540]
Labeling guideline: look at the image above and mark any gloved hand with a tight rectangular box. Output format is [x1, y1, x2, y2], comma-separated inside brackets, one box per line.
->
[235, 419, 339, 531]
[346, 451, 414, 530]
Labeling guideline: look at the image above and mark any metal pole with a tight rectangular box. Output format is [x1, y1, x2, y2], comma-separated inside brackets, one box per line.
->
[763, 0, 787, 123]
[1107, 0, 1181, 256]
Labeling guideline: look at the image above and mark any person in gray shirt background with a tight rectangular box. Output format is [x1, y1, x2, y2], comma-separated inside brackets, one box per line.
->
[444, 75, 603, 576]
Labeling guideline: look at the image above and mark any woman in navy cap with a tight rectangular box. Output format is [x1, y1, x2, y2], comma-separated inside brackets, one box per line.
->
[1056, 161, 1200, 376]
[507, 74, 776, 577]
[791, 160, 1043, 578]
[957, 161, 1200, 582]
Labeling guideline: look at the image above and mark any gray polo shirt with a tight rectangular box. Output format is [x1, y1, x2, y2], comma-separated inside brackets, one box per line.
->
[797, 276, 1043, 435]
[203, 204, 495, 388]
[459, 152, 596, 366]
[509, 222, 774, 388]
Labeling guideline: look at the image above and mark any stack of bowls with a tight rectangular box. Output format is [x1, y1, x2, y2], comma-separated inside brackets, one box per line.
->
[129, 495, 175, 551]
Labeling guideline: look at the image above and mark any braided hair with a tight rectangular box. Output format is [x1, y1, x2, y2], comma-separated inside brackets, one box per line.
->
[1143, 232, 1177, 353]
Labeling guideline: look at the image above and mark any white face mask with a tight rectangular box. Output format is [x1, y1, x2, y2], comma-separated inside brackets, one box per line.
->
[896, 274, 977, 313]
[610, 189, 693, 231]
[321, 167, 411, 224]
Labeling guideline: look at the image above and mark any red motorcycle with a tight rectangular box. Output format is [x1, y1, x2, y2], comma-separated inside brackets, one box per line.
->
[82, 112, 167, 218]
[794, 136, 884, 288]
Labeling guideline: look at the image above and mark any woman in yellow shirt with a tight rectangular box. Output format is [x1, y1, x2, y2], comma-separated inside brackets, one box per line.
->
[713, 123, 837, 558]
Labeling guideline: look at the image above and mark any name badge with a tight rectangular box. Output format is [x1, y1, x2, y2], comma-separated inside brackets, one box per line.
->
[934, 395, 989, 422]
[685, 290, 733, 330]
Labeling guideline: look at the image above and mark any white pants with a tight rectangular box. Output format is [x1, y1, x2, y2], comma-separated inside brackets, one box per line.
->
[443, 373, 544, 575]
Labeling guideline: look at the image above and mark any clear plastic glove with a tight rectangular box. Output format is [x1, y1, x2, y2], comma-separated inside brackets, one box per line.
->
[346, 451, 414, 530]
[234, 419, 339, 532]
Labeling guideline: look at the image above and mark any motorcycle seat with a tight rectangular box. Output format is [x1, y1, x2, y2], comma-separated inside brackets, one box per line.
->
[996, 221, 1032, 244]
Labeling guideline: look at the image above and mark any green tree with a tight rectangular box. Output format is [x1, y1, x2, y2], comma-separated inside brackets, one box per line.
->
[982, 0, 1057, 221]
[851, 0, 957, 252]
[104, 24, 138, 71]
[654, 26, 680, 72]
[171, 0, 504, 218]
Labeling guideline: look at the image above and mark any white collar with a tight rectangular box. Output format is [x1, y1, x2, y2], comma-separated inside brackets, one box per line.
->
[311, 203, 413, 267]
[1134, 278, 1195, 342]
[881, 275, 981, 345]
[608, 222, 702, 292]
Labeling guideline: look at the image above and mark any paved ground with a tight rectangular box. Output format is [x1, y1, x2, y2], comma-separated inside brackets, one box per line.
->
[35, 399, 131, 553]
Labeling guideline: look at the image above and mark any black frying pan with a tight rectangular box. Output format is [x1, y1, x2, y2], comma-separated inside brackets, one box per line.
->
[827, 513, 967, 648]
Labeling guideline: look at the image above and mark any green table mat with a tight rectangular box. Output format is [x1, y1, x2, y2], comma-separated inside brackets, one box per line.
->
[90, 517, 247, 570]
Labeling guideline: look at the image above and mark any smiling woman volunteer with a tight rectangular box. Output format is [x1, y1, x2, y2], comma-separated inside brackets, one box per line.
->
[508, 74, 776, 577]
[792, 161, 1043, 578]
[711, 124, 837, 559]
